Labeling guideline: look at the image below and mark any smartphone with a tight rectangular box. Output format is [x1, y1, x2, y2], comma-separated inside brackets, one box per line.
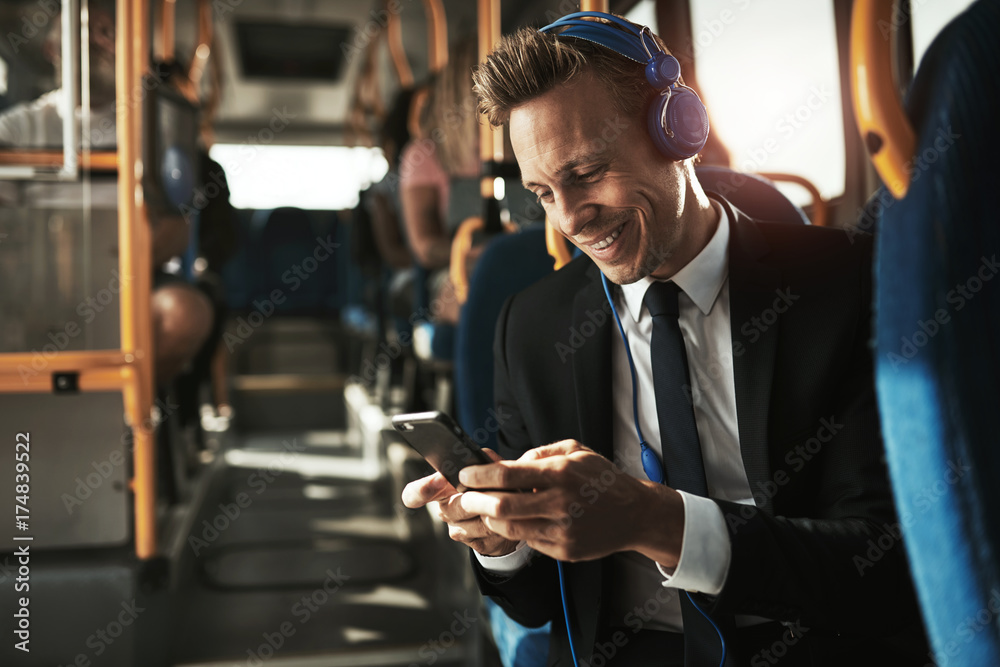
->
[391, 411, 492, 492]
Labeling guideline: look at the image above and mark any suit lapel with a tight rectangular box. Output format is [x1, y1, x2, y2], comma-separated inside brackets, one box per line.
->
[726, 203, 781, 517]
[570, 262, 615, 460]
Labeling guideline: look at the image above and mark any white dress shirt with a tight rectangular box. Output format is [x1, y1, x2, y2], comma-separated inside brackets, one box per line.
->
[477, 200, 760, 632]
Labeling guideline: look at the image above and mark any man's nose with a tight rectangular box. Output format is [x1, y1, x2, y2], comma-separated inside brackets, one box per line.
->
[554, 193, 598, 239]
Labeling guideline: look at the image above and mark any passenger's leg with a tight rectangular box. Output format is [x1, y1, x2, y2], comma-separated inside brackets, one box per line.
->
[152, 283, 213, 384]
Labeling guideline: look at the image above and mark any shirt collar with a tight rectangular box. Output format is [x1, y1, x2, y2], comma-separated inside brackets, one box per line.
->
[619, 198, 730, 321]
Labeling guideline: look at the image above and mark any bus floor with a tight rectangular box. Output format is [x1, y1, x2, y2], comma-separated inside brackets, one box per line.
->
[167, 394, 502, 667]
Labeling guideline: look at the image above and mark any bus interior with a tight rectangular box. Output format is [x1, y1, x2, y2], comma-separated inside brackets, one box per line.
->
[0, 0, 996, 666]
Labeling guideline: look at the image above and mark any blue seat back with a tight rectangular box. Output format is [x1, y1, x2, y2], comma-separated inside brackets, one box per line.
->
[455, 228, 554, 447]
[873, 3, 1000, 665]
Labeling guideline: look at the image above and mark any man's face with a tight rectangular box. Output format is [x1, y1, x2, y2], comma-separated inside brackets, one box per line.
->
[511, 70, 697, 285]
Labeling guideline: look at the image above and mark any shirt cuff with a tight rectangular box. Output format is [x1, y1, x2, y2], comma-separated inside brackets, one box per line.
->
[474, 541, 534, 574]
[656, 491, 731, 596]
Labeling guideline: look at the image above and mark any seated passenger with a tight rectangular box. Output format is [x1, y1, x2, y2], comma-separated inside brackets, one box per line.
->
[0, 0, 116, 148]
[399, 38, 481, 325]
[404, 13, 926, 666]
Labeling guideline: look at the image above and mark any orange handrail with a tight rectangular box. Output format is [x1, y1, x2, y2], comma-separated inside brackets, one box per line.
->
[450, 217, 484, 304]
[849, 0, 916, 199]
[0, 367, 127, 394]
[423, 0, 448, 73]
[478, 0, 502, 201]
[188, 0, 213, 88]
[159, 0, 176, 62]
[757, 171, 830, 227]
[387, 1, 415, 88]
[117, 0, 157, 560]
[0, 151, 117, 170]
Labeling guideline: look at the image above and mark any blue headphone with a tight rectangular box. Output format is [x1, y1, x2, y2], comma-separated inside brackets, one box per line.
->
[539, 11, 710, 161]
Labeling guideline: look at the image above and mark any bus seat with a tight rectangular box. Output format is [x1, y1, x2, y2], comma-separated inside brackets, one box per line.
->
[258, 206, 336, 314]
[221, 209, 259, 311]
[695, 165, 810, 225]
[869, 2, 1000, 665]
[455, 227, 554, 449]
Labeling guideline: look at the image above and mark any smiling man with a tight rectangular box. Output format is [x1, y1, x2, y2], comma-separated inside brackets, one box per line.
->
[402, 13, 925, 667]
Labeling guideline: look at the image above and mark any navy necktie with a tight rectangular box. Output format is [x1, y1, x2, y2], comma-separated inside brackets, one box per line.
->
[645, 281, 732, 667]
[645, 281, 709, 497]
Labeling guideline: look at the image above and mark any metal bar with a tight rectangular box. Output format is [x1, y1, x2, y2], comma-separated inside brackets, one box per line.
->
[757, 172, 830, 227]
[477, 0, 502, 199]
[116, 0, 157, 560]
[0, 368, 127, 394]
[0, 350, 131, 374]
[849, 0, 915, 199]
[160, 0, 176, 61]
[387, 1, 414, 88]
[423, 0, 448, 72]
[0, 151, 118, 170]
[61, 0, 80, 179]
[187, 0, 213, 88]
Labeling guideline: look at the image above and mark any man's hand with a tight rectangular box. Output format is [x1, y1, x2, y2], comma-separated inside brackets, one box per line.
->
[401, 448, 520, 557]
[458, 440, 686, 566]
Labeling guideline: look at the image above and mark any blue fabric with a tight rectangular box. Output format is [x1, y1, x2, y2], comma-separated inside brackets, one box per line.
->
[873, 2, 1000, 665]
[485, 597, 551, 667]
[455, 229, 554, 450]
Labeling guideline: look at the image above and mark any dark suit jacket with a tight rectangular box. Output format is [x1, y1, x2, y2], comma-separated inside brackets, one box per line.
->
[473, 198, 926, 666]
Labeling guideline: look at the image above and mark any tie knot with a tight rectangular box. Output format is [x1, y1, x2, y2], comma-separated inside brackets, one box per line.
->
[644, 281, 683, 319]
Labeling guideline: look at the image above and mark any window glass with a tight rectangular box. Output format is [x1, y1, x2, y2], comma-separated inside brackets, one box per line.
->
[209, 144, 388, 210]
[911, 0, 975, 71]
[689, 0, 845, 206]
[0, 0, 116, 150]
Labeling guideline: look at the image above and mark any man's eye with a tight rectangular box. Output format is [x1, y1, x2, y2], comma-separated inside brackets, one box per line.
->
[577, 166, 606, 182]
[535, 190, 553, 203]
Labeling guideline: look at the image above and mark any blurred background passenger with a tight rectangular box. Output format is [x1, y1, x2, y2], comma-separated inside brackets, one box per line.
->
[0, 0, 116, 148]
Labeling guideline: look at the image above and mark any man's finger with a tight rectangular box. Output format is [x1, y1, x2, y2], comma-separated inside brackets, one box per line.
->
[448, 517, 494, 542]
[460, 489, 562, 520]
[402, 471, 455, 508]
[459, 458, 563, 491]
[518, 440, 592, 462]
[483, 516, 563, 545]
[438, 491, 482, 522]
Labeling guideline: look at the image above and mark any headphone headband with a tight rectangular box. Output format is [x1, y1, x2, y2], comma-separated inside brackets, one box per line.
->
[539, 11, 660, 64]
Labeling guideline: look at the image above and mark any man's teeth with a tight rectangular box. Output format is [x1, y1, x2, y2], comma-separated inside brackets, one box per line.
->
[592, 225, 623, 250]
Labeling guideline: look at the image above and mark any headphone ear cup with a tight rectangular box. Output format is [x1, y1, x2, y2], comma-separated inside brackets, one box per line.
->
[644, 53, 680, 90]
[647, 86, 710, 160]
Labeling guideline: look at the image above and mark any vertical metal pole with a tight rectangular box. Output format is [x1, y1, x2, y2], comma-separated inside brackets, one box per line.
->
[116, 0, 156, 559]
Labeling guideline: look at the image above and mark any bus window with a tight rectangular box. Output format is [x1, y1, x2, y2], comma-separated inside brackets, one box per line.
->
[689, 0, 845, 207]
[208, 144, 387, 210]
[911, 0, 976, 70]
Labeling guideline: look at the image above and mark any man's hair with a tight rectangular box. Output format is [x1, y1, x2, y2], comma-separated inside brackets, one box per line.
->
[472, 17, 673, 128]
